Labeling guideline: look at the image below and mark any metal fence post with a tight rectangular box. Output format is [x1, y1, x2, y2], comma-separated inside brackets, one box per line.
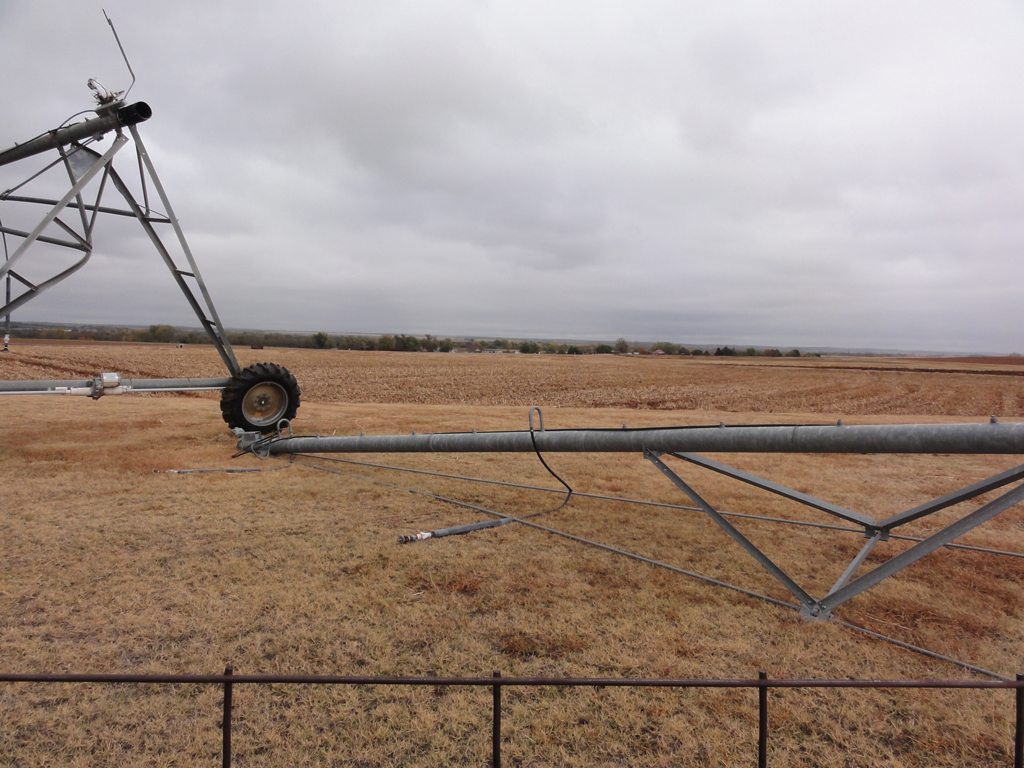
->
[222, 665, 233, 768]
[492, 671, 502, 768]
[758, 670, 768, 768]
[1015, 673, 1022, 768]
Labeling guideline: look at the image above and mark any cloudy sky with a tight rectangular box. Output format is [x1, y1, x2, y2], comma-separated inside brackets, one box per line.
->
[1, 1, 1023, 352]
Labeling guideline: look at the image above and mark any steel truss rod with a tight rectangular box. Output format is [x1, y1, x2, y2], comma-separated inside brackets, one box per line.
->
[827, 532, 883, 596]
[879, 462, 1024, 529]
[648, 450, 1024, 619]
[663, 452, 1024, 564]
[0, 225, 91, 250]
[819, 480, 1024, 613]
[0, 136, 127, 315]
[1, 195, 170, 221]
[95, 142, 238, 374]
[645, 450, 819, 612]
[252, 421, 1024, 457]
[126, 125, 239, 375]
[668, 451, 876, 527]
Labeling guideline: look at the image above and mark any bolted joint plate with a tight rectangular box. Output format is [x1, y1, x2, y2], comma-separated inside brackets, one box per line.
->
[232, 428, 264, 451]
[799, 604, 832, 622]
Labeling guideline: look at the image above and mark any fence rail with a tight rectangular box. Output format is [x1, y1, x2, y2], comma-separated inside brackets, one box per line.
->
[2, 670, 1022, 767]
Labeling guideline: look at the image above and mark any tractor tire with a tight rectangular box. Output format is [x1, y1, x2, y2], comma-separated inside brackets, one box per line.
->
[220, 362, 300, 433]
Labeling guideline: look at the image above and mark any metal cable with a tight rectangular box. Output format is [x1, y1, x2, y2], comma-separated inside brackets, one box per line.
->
[154, 465, 291, 475]
[834, 620, 1008, 681]
[290, 453, 1024, 560]
[525, 406, 572, 517]
[57, 110, 96, 130]
[2, 151, 71, 197]
[286, 455, 796, 609]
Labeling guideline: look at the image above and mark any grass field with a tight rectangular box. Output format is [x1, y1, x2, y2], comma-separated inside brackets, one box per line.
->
[1, 345, 1023, 766]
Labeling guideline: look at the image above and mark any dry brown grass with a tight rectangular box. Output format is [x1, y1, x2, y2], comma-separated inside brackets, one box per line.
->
[1, 344, 1023, 766]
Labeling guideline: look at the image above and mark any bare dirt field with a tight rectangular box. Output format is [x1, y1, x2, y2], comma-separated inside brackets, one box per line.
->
[5, 344, 1024, 415]
[1, 344, 1023, 766]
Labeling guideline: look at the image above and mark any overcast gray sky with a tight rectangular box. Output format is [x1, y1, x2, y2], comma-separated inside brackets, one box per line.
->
[1, 1, 1023, 352]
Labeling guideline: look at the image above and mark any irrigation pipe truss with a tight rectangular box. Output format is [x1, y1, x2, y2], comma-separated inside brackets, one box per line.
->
[239, 416, 1024, 626]
[279, 453, 1012, 681]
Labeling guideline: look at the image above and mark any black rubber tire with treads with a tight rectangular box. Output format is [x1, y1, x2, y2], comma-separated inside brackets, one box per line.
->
[220, 362, 300, 433]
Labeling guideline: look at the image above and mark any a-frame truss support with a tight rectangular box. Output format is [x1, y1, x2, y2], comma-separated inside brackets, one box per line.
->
[645, 450, 1024, 620]
[0, 109, 240, 375]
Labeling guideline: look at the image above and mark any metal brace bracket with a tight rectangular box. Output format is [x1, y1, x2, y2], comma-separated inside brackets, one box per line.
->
[88, 372, 122, 399]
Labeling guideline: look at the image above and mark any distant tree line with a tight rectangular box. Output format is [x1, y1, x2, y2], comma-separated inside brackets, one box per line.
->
[6, 323, 815, 357]
[614, 338, 816, 357]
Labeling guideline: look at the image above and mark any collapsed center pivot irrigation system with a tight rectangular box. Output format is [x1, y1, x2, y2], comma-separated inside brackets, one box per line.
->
[0, 17, 299, 434]
[5, 21, 1024, 659]
[237, 415, 1024, 626]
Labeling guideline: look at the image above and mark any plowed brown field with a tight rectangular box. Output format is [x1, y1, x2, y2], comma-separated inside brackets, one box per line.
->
[3, 343, 1024, 417]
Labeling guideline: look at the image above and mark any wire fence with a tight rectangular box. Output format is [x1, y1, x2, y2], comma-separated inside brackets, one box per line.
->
[2, 669, 1023, 767]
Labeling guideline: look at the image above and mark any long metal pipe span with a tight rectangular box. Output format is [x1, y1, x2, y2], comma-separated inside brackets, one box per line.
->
[256, 421, 1024, 456]
[0, 377, 230, 395]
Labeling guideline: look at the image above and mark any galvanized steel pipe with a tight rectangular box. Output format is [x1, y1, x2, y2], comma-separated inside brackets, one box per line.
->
[0, 102, 152, 167]
[0, 377, 231, 395]
[263, 421, 1024, 455]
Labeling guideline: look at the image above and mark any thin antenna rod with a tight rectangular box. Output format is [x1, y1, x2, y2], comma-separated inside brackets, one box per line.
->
[103, 10, 136, 100]
[2, 221, 9, 353]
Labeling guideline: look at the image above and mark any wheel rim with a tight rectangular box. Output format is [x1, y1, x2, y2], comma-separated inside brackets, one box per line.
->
[241, 381, 289, 427]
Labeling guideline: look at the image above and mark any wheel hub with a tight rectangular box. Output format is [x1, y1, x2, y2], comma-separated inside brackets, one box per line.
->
[241, 382, 288, 427]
